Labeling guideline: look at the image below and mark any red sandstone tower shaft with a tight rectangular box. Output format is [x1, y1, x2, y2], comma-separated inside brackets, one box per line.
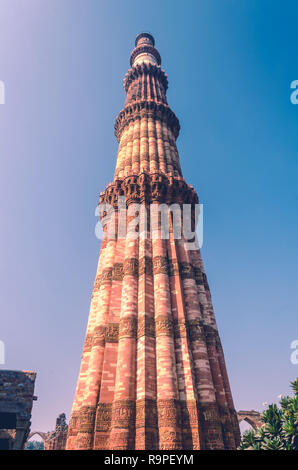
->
[66, 33, 240, 450]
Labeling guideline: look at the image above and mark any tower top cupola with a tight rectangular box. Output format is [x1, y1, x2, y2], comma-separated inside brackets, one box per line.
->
[135, 32, 155, 47]
[130, 32, 161, 67]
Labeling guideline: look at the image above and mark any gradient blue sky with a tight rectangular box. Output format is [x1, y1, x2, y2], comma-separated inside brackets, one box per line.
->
[0, 0, 297, 433]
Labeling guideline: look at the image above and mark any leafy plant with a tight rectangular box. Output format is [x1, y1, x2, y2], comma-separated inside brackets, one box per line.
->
[25, 440, 44, 450]
[239, 378, 298, 450]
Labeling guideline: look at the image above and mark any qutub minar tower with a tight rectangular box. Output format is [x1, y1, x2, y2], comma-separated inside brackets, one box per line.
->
[66, 33, 240, 450]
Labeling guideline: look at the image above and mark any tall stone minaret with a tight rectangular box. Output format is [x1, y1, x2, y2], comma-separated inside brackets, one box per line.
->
[66, 33, 240, 450]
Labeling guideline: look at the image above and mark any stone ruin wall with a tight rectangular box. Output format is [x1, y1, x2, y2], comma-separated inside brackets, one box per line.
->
[0, 370, 37, 450]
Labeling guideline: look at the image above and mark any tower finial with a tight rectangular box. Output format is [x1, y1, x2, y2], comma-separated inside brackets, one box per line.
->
[130, 32, 161, 67]
[135, 32, 155, 47]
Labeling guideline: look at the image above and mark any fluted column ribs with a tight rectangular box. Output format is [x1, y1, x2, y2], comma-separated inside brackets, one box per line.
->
[162, 120, 174, 175]
[147, 73, 152, 101]
[185, 248, 238, 448]
[93, 232, 126, 450]
[131, 117, 140, 174]
[148, 115, 159, 172]
[115, 61, 181, 177]
[205, 332, 236, 449]
[155, 119, 167, 173]
[176, 237, 225, 449]
[195, 250, 240, 445]
[167, 221, 201, 450]
[153, 75, 159, 102]
[137, 72, 142, 100]
[124, 121, 134, 176]
[136, 206, 158, 449]
[216, 340, 241, 447]
[139, 114, 149, 173]
[168, 128, 181, 176]
[108, 216, 139, 449]
[115, 125, 128, 179]
[151, 204, 182, 450]
[83, 236, 117, 404]
[66, 242, 107, 450]
[75, 234, 117, 450]
[192, 250, 237, 414]
[191, 250, 216, 329]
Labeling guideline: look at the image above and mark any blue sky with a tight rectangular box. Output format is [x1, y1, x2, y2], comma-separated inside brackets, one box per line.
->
[0, 0, 297, 432]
